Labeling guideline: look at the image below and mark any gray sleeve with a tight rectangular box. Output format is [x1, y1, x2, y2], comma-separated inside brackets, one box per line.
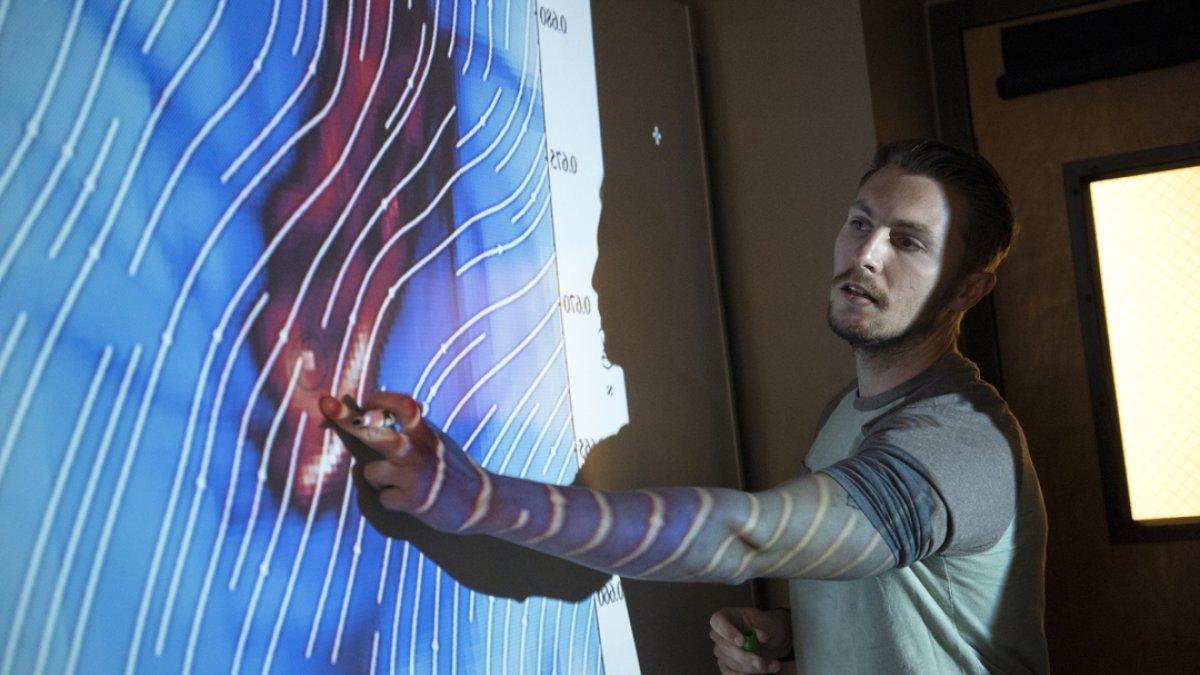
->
[819, 444, 948, 567]
[861, 403, 1020, 556]
[820, 400, 1021, 565]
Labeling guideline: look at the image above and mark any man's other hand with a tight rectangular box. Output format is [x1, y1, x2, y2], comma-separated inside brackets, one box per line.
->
[709, 606, 792, 674]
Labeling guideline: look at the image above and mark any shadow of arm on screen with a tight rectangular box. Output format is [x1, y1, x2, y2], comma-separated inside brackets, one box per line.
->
[333, 425, 609, 603]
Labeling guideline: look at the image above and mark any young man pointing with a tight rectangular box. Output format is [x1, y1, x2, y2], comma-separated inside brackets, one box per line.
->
[320, 140, 1049, 674]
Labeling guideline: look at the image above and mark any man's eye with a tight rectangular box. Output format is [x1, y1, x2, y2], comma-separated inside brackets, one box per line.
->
[896, 236, 921, 250]
[849, 219, 868, 231]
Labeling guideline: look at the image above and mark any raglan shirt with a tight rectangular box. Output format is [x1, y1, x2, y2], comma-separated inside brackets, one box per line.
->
[789, 351, 1050, 674]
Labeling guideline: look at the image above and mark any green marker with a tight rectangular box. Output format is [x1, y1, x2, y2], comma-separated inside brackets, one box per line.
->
[741, 628, 759, 653]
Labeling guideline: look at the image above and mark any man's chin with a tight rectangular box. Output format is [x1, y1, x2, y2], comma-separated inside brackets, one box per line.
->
[828, 316, 901, 352]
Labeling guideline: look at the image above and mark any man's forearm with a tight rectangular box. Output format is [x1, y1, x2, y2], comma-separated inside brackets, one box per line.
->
[414, 452, 895, 583]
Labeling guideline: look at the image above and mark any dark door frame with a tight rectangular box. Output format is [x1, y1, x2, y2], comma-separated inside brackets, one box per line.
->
[925, 0, 1100, 393]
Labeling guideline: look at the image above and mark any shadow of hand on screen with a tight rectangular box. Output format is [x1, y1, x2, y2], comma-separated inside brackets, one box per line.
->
[328, 424, 610, 603]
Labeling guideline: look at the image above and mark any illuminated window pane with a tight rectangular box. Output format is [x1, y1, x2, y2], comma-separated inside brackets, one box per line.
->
[1089, 165, 1200, 522]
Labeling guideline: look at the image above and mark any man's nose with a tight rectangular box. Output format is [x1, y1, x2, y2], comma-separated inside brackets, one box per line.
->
[854, 228, 888, 274]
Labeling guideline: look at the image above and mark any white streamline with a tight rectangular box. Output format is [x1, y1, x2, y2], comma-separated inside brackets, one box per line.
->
[359, 0, 371, 60]
[230, 0, 405, 449]
[376, 540, 395, 604]
[0, 0, 130, 289]
[495, 403, 541, 475]
[461, 0, 477, 76]
[410, 251, 557, 407]
[229, 358, 307, 590]
[517, 385, 570, 478]
[441, 300, 560, 432]
[229, 413, 307, 674]
[140, 0, 175, 53]
[459, 462, 494, 531]
[301, 465, 357, 661]
[539, 412, 573, 476]
[0, 346, 111, 675]
[447, 0, 460, 58]
[483, 0, 495, 81]
[552, 429, 580, 485]
[609, 492, 667, 570]
[92, 0, 230, 280]
[417, 437, 449, 514]
[387, 542, 411, 675]
[48, 117, 121, 260]
[128, 16, 355, 631]
[426, 331, 488, 406]
[762, 481, 826, 577]
[64, 344, 149, 675]
[329, 515, 368, 664]
[455, 87, 503, 150]
[144, 292, 269, 660]
[493, 340, 565, 473]
[356, 138, 548, 414]
[260, 429, 338, 675]
[525, 485, 568, 545]
[0, 312, 28, 387]
[318, 103, 456, 330]
[641, 489, 716, 577]
[184, 3, 393, 655]
[698, 492, 760, 578]
[493, 41, 541, 172]
[456, 186, 550, 276]
[384, 21, 429, 129]
[131, 2, 357, 664]
[291, 0, 309, 56]
[509, 156, 549, 223]
[460, 403, 499, 452]
[32, 344, 141, 675]
[0, 0, 85, 205]
[128, 0, 284, 276]
[223, 0, 330, 183]
[406, 553, 427, 675]
[565, 490, 612, 557]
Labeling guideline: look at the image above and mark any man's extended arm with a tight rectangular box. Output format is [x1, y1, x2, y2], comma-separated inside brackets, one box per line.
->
[321, 392, 896, 584]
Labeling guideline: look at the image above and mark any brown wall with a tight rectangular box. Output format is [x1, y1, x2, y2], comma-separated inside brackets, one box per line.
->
[674, 0, 936, 615]
[677, 0, 878, 610]
[859, 0, 937, 142]
[962, 5, 1200, 671]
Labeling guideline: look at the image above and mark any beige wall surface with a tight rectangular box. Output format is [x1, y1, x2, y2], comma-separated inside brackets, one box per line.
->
[677, 0, 876, 609]
[677, 0, 934, 611]
[963, 5, 1200, 671]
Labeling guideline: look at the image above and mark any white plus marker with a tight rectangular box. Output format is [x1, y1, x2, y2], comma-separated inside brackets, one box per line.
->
[651, 126, 662, 146]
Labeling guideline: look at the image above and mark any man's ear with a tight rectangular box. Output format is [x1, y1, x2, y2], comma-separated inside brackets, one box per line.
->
[948, 271, 996, 312]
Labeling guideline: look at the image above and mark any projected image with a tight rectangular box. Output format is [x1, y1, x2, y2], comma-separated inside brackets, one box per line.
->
[0, 0, 636, 672]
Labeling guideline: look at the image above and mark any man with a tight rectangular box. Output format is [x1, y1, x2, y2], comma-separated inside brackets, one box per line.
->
[319, 139, 1049, 674]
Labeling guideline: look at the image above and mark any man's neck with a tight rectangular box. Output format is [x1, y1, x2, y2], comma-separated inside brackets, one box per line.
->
[853, 332, 956, 399]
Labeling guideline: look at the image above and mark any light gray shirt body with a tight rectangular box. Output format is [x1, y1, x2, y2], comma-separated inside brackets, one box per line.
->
[789, 351, 1049, 673]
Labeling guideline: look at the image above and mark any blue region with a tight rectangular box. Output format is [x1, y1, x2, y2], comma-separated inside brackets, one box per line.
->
[0, 0, 605, 674]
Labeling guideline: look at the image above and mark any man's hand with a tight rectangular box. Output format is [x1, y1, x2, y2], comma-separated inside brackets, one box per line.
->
[709, 607, 792, 674]
[319, 391, 476, 532]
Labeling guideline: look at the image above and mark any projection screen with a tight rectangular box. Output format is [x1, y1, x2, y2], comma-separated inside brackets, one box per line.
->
[0, 0, 671, 672]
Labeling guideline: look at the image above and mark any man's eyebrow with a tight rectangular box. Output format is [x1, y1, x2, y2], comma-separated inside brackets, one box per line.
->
[849, 200, 872, 217]
[892, 219, 934, 238]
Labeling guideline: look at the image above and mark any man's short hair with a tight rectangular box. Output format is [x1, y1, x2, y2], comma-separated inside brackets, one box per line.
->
[859, 139, 1015, 276]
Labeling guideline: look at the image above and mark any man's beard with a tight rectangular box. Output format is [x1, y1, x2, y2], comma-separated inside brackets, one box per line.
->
[826, 282, 954, 357]
[827, 301, 937, 356]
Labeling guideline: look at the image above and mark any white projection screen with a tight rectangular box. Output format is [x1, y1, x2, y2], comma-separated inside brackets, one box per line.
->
[0, 0, 749, 672]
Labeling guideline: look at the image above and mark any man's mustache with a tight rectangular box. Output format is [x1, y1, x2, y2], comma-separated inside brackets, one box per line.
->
[831, 269, 888, 307]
